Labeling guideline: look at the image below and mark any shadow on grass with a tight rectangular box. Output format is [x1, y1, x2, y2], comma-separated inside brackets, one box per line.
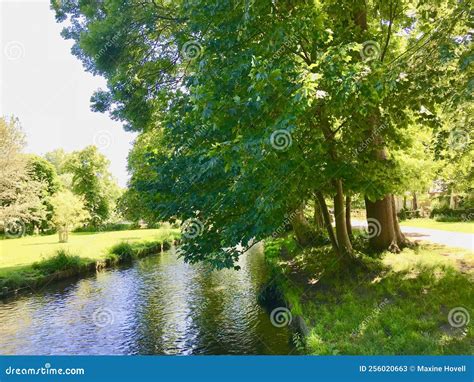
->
[263, 235, 473, 355]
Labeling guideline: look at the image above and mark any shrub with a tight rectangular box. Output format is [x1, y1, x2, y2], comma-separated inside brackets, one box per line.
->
[430, 206, 473, 221]
[397, 208, 420, 221]
[108, 241, 135, 261]
[32, 249, 83, 275]
[73, 222, 139, 233]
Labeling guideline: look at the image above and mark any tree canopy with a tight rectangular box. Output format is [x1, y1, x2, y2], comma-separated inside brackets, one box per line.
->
[53, 0, 472, 267]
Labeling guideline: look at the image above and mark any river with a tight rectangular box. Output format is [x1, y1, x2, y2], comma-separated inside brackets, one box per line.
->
[0, 244, 293, 355]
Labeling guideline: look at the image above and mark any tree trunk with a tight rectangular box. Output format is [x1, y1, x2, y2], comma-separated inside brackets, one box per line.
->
[313, 198, 325, 232]
[58, 227, 69, 243]
[391, 194, 407, 246]
[316, 191, 339, 255]
[291, 204, 315, 247]
[403, 195, 407, 209]
[365, 195, 402, 252]
[345, 195, 352, 237]
[333, 180, 353, 256]
[412, 192, 418, 210]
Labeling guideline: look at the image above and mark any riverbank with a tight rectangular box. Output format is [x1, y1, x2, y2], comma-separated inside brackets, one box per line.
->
[262, 234, 473, 355]
[0, 227, 179, 297]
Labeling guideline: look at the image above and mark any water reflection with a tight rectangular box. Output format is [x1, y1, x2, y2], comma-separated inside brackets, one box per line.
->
[0, 244, 291, 355]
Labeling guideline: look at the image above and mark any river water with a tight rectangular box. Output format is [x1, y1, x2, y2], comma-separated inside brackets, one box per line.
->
[0, 244, 292, 355]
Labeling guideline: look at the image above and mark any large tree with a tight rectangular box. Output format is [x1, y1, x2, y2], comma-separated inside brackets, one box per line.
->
[53, 0, 471, 266]
[26, 154, 62, 231]
[65, 145, 120, 227]
[0, 117, 46, 236]
[50, 190, 90, 242]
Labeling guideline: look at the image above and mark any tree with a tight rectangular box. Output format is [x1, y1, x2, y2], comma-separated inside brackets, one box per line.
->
[26, 154, 62, 231]
[44, 148, 69, 175]
[53, 0, 471, 265]
[0, 116, 46, 236]
[50, 190, 89, 242]
[65, 146, 120, 227]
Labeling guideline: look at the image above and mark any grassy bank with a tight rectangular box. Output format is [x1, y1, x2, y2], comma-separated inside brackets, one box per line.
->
[263, 234, 473, 355]
[0, 227, 179, 296]
[399, 218, 473, 234]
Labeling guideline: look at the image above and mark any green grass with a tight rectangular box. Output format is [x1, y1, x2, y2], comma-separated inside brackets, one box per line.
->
[264, 235, 473, 355]
[0, 226, 178, 270]
[0, 226, 179, 293]
[400, 218, 474, 234]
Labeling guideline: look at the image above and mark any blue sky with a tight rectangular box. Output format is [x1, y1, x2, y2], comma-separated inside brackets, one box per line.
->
[0, 0, 136, 187]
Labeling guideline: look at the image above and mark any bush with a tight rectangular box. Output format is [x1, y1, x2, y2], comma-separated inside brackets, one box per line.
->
[430, 207, 473, 221]
[397, 208, 421, 221]
[108, 242, 135, 261]
[73, 222, 140, 233]
[32, 250, 83, 275]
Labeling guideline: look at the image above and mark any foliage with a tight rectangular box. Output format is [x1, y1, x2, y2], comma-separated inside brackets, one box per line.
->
[0, 116, 47, 234]
[44, 148, 70, 175]
[73, 222, 139, 233]
[25, 154, 62, 231]
[49, 190, 90, 241]
[108, 241, 135, 262]
[32, 249, 84, 275]
[52, 0, 472, 267]
[64, 145, 120, 227]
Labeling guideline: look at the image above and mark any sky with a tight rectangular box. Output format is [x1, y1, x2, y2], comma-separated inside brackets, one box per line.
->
[0, 0, 136, 187]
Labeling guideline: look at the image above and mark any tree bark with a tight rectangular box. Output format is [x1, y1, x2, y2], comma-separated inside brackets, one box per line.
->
[316, 191, 339, 255]
[365, 195, 398, 251]
[291, 204, 316, 247]
[403, 195, 407, 209]
[391, 194, 407, 246]
[412, 192, 418, 210]
[333, 179, 353, 256]
[58, 228, 69, 243]
[345, 195, 352, 237]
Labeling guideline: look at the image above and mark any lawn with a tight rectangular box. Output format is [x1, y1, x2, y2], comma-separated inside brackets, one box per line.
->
[263, 235, 473, 355]
[400, 218, 474, 234]
[0, 226, 179, 277]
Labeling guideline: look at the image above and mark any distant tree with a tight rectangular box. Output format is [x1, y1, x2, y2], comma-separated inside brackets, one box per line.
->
[65, 146, 120, 227]
[435, 103, 473, 207]
[118, 129, 164, 224]
[50, 190, 89, 242]
[0, 117, 46, 237]
[25, 154, 62, 231]
[44, 148, 69, 175]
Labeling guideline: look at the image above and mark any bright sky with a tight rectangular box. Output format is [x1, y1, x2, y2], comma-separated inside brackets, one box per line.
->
[0, 0, 136, 187]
